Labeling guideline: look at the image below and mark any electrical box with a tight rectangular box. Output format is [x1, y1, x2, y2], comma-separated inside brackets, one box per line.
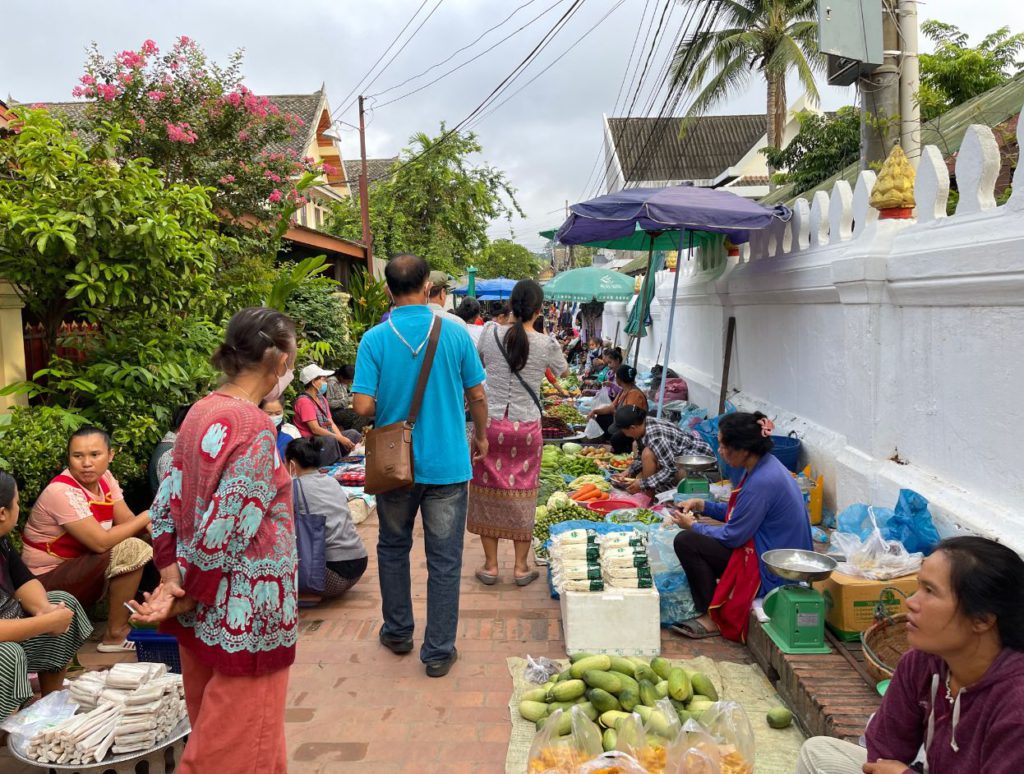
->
[817, 0, 884, 85]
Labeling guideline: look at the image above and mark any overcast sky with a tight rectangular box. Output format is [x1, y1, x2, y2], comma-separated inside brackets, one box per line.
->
[4, 0, 1022, 252]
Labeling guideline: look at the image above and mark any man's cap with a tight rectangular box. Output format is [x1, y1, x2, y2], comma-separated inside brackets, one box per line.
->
[428, 270, 450, 290]
[299, 364, 334, 385]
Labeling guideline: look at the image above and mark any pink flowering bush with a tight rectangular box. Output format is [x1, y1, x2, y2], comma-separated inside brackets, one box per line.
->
[70, 37, 324, 235]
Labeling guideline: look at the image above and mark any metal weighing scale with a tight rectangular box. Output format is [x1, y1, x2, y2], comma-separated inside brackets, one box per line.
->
[761, 549, 837, 655]
[674, 454, 719, 495]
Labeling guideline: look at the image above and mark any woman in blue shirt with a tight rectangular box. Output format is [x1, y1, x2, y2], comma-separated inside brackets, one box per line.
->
[671, 412, 811, 639]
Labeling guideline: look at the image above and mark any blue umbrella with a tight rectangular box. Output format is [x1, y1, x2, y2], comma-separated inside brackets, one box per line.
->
[554, 185, 789, 417]
[452, 277, 516, 300]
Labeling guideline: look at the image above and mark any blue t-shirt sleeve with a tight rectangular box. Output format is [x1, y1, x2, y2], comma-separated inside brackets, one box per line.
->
[693, 484, 770, 548]
[352, 333, 380, 398]
[460, 329, 486, 389]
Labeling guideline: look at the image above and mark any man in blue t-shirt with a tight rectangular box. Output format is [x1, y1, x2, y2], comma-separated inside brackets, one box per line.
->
[352, 253, 487, 678]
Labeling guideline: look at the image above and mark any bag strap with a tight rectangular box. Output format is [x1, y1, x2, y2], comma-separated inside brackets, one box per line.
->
[407, 317, 441, 427]
[293, 477, 312, 516]
[492, 326, 543, 415]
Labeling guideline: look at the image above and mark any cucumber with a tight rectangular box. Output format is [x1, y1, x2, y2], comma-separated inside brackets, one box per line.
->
[767, 706, 794, 729]
[586, 688, 620, 714]
[638, 679, 658, 708]
[548, 679, 587, 702]
[551, 710, 573, 736]
[668, 668, 692, 702]
[570, 655, 612, 679]
[602, 728, 618, 752]
[615, 673, 640, 695]
[651, 656, 673, 681]
[655, 680, 669, 699]
[569, 652, 598, 663]
[548, 700, 579, 712]
[608, 656, 637, 677]
[628, 656, 650, 668]
[634, 664, 658, 684]
[556, 667, 574, 682]
[518, 700, 549, 722]
[647, 710, 675, 739]
[689, 672, 719, 702]
[578, 701, 599, 722]
[618, 686, 639, 712]
[633, 704, 653, 722]
[583, 670, 623, 695]
[522, 687, 549, 703]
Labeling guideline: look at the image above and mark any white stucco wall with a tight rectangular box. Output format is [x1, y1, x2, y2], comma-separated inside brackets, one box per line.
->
[604, 119, 1024, 552]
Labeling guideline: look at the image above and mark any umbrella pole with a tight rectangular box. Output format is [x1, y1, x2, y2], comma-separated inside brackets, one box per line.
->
[613, 321, 620, 349]
[632, 235, 658, 369]
[656, 231, 689, 419]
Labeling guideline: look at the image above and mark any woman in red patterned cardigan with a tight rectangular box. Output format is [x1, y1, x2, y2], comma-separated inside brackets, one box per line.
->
[131, 307, 298, 774]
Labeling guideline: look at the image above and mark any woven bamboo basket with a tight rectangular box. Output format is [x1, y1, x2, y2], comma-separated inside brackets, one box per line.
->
[861, 613, 909, 684]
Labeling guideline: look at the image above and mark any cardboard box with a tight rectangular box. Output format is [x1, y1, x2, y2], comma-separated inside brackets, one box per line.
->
[560, 587, 661, 657]
[812, 571, 917, 641]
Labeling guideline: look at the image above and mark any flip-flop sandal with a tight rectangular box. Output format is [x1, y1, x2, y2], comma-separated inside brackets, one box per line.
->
[475, 569, 499, 586]
[96, 640, 137, 653]
[670, 621, 721, 640]
[514, 570, 540, 587]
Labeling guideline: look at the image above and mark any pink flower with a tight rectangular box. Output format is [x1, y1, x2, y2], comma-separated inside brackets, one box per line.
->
[178, 35, 192, 47]
[237, 130, 250, 142]
[95, 83, 119, 101]
[116, 50, 145, 69]
[224, 92, 241, 108]
[322, 162, 337, 176]
[141, 39, 159, 56]
[138, 117, 146, 130]
[118, 72, 134, 86]
[170, 60, 179, 71]
[72, 85, 95, 99]
[268, 189, 283, 203]
[218, 174, 236, 184]
[165, 121, 198, 143]
[147, 90, 166, 102]
[80, 74, 96, 86]
[263, 170, 282, 182]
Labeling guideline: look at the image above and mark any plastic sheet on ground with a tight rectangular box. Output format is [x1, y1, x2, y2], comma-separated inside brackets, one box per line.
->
[504, 655, 806, 774]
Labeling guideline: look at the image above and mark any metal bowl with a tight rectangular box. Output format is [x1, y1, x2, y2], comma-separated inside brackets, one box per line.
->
[762, 549, 837, 582]
[675, 454, 718, 471]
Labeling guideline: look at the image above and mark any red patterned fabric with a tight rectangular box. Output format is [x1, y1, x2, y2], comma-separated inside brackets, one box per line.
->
[467, 417, 542, 541]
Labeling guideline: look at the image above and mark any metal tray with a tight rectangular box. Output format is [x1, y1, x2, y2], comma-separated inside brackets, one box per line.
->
[762, 549, 837, 582]
[8, 717, 190, 770]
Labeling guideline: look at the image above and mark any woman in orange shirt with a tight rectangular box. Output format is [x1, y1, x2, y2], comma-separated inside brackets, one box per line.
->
[586, 365, 649, 453]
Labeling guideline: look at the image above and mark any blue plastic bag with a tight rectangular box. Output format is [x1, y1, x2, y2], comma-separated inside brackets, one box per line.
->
[837, 503, 894, 539]
[695, 403, 741, 483]
[885, 489, 940, 555]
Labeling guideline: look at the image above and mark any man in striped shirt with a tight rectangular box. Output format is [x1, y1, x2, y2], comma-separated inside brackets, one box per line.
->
[611, 405, 714, 495]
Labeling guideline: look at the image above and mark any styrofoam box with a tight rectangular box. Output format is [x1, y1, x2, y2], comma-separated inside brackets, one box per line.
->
[559, 586, 661, 657]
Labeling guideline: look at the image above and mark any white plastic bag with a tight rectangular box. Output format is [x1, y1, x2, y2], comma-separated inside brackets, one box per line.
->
[833, 508, 923, 580]
[584, 418, 605, 440]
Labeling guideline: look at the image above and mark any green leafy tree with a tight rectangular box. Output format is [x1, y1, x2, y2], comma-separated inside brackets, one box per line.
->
[669, 0, 823, 153]
[918, 21, 1024, 121]
[281, 261, 357, 366]
[327, 125, 523, 274]
[761, 106, 860, 190]
[346, 269, 390, 338]
[472, 239, 540, 279]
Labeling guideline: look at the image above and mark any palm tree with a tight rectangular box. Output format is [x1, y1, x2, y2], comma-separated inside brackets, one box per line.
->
[669, 0, 824, 152]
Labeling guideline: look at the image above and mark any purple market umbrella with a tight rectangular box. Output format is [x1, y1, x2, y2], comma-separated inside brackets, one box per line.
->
[554, 185, 790, 417]
[555, 185, 790, 245]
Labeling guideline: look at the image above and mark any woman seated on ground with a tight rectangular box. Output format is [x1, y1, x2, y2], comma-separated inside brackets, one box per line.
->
[285, 437, 367, 601]
[601, 348, 624, 399]
[0, 472, 93, 720]
[261, 398, 302, 459]
[609, 405, 714, 497]
[798, 536, 1024, 774]
[587, 366, 649, 454]
[583, 337, 605, 378]
[325, 365, 371, 433]
[294, 364, 361, 466]
[20, 427, 151, 653]
[670, 412, 811, 641]
[148, 404, 192, 496]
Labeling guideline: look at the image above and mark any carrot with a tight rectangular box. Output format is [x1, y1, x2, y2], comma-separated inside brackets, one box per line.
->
[572, 484, 598, 498]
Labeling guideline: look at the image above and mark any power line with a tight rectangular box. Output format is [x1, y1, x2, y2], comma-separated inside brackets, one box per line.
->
[359, 0, 447, 97]
[369, 0, 548, 98]
[331, 0, 440, 123]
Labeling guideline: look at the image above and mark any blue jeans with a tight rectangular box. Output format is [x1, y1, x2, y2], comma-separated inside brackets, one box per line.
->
[376, 482, 468, 663]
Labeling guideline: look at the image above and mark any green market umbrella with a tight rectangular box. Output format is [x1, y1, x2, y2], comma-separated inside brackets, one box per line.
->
[625, 250, 665, 340]
[542, 267, 635, 302]
[539, 224, 716, 252]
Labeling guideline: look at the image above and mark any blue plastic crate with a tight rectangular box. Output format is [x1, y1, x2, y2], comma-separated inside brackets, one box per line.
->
[127, 628, 182, 673]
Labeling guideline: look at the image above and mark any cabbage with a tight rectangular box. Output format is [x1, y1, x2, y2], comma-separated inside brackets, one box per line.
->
[562, 442, 583, 455]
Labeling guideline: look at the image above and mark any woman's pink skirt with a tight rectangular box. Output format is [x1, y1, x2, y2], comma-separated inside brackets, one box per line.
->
[467, 417, 542, 542]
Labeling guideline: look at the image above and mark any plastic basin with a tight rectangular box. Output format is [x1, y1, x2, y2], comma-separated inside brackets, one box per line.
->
[587, 498, 638, 515]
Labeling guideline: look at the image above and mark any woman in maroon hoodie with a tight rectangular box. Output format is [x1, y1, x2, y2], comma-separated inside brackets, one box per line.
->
[797, 536, 1024, 774]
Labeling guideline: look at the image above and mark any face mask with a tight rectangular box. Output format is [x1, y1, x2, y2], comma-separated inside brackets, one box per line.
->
[263, 367, 294, 403]
[318, 383, 329, 396]
[269, 414, 284, 427]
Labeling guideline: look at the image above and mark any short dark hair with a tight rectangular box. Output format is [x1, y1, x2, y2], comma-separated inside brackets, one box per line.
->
[337, 364, 356, 381]
[0, 471, 16, 510]
[456, 297, 481, 323]
[616, 364, 638, 385]
[211, 307, 297, 378]
[718, 411, 774, 456]
[385, 254, 429, 297]
[939, 536, 1024, 651]
[605, 347, 624, 366]
[614, 405, 647, 429]
[68, 425, 111, 455]
[285, 437, 322, 469]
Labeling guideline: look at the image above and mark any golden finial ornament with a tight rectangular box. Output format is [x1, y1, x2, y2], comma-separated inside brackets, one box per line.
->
[869, 145, 916, 218]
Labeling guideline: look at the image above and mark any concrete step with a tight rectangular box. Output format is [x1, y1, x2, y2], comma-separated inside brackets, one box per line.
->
[746, 614, 881, 741]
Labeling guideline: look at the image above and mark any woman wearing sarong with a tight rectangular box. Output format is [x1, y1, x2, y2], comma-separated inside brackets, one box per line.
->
[131, 307, 298, 774]
[0, 471, 92, 719]
[469, 281, 568, 587]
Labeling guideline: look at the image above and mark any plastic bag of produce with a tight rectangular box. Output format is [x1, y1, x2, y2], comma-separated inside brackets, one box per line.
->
[614, 699, 681, 771]
[577, 751, 648, 773]
[527, 706, 604, 774]
[695, 702, 755, 773]
[664, 722, 721, 774]
[885, 488, 940, 555]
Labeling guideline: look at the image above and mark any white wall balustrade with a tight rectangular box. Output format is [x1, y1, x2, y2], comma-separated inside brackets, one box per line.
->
[603, 115, 1024, 551]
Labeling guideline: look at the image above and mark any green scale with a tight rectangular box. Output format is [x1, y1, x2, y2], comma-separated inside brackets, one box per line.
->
[760, 549, 838, 655]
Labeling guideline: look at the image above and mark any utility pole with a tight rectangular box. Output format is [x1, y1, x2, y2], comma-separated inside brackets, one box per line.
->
[358, 95, 375, 276]
[565, 199, 574, 270]
[861, 0, 901, 166]
[898, 0, 921, 162]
